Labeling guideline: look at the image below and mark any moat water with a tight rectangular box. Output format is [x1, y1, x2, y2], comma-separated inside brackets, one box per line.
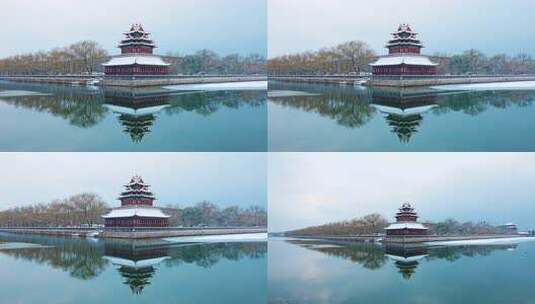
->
[0, 81, 267, 151]
[0, 233, 266, 304]
[268, 238, 535, 304]
[269, 81, 535, 151]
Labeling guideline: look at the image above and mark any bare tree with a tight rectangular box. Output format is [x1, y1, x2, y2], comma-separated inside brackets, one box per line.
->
[69, 41, 108, 74]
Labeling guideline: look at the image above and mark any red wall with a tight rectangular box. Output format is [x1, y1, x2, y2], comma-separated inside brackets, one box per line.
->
[372, 64, 436, 76]
[386, 228, 428, 236]
[121, 46, 153, 54]
[120, 198, 154, 206]
[105, 65, 169, 76]
[388, 46, 421, 55]
[105, 216, 168, 227]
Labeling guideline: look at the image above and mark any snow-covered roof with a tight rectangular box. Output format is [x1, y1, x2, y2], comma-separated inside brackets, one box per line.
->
[370, 55, 438, 67]
[385, 222, 428, 230]
[104, 256, 170, 268]
[386, 254, 428, 262]
[371, 104, 438, 116]
[102, 55, 169, 67]
[104, 104, 170, 116]
[102, 207, 170, 218]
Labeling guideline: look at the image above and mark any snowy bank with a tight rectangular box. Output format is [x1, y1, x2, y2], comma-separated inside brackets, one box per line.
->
[163, 232, 267, 243]
[427, 237, 535, 246]
[0, 242, 51, 250]
[163, 81, 267, 91]
[268, 90, 319, 98]
[0, 90, 50, 97]
[431, 81, 535, 91]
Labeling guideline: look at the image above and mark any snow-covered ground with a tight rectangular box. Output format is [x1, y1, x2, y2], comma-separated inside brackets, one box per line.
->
[0, 90, 50, 97]
[163, 232, 267, 243]
[163, 81, 267, 91]
[268, 90, 319, 98]
[431, 81, 535, 91]
[427, 237, 535, 246]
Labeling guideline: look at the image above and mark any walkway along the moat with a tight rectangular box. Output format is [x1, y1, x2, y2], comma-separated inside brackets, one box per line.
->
[0, 75, 266, 87]
[0, 227, 267, 239]
[269, 74, 535, 87]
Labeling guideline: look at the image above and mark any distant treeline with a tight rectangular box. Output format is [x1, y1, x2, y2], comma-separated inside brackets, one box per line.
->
[423, 219, 511, 236]
[268, 40, 535, 75]
[286, 214, 388, 236]
[0, 40, 266, 75]
[268, 40, 376, 75]
[0, 41, 108, 75]
[165, 50, 266, 75]
[286, 213, 518, 236]
[433, 49, 535, 75]
[0, 193, 266, 228]
[163, 201, 267, 227]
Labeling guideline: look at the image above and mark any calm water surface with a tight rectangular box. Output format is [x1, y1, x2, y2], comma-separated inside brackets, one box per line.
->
[0, 233, 266, 304]
[269, 238, 535, 304]
[269, 81, 535, 151]
[0, 81, 267, 151]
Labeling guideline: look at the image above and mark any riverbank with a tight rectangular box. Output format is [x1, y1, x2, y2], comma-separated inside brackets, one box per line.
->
[0, 75, 267, 88]
[269, 75, 535, 87]
[0, 227, 267, 239]
[282, 234, 531, 244]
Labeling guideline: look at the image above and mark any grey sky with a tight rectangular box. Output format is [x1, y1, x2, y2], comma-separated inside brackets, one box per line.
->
[0, 153, 266, 209]
[0, 0, 266, 58]
[269, 0, 535, 58]
[269, 153, 535, 232]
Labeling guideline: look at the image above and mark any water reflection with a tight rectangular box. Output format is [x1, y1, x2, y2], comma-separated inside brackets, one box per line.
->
[0, 81, 266, 150]
[0, 232, 266, 295]
[269, 81, 535, 148]
[286, 239, 517, 280]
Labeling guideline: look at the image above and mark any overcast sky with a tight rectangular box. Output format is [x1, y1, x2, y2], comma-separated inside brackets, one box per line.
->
[0, 0, 266, 58]
[0, 153, 266, 209]
[269, 0, 535, 58]
[269, 153, 535, 232]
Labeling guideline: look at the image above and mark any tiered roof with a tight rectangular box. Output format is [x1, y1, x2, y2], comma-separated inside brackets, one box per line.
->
[118, 175, 156, 201]
[386, 24, 424, 49]
[370, 24, 438, 68]
[369, 56, 438, 67]
[119, 23, 156, 48]
[395, 202, 418, 221]
[102, 207, 170, 219]
[102, 56, 169, 67]
[385, 202, 428, 231]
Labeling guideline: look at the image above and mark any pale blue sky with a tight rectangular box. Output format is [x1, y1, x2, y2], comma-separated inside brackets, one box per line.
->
[0, 153, 267, 209]
[269, 153, 535, 232]
[269, 0, 535, 58]
[0, 0, 266, 58]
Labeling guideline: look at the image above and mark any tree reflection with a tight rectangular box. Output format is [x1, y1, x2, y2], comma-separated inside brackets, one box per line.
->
[269, 81, 535, 143]
[287, 238, 518, 280]
[0, 233, 266, 294]
[0, 82, 107, 128]
[0, 81, 266, 144]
